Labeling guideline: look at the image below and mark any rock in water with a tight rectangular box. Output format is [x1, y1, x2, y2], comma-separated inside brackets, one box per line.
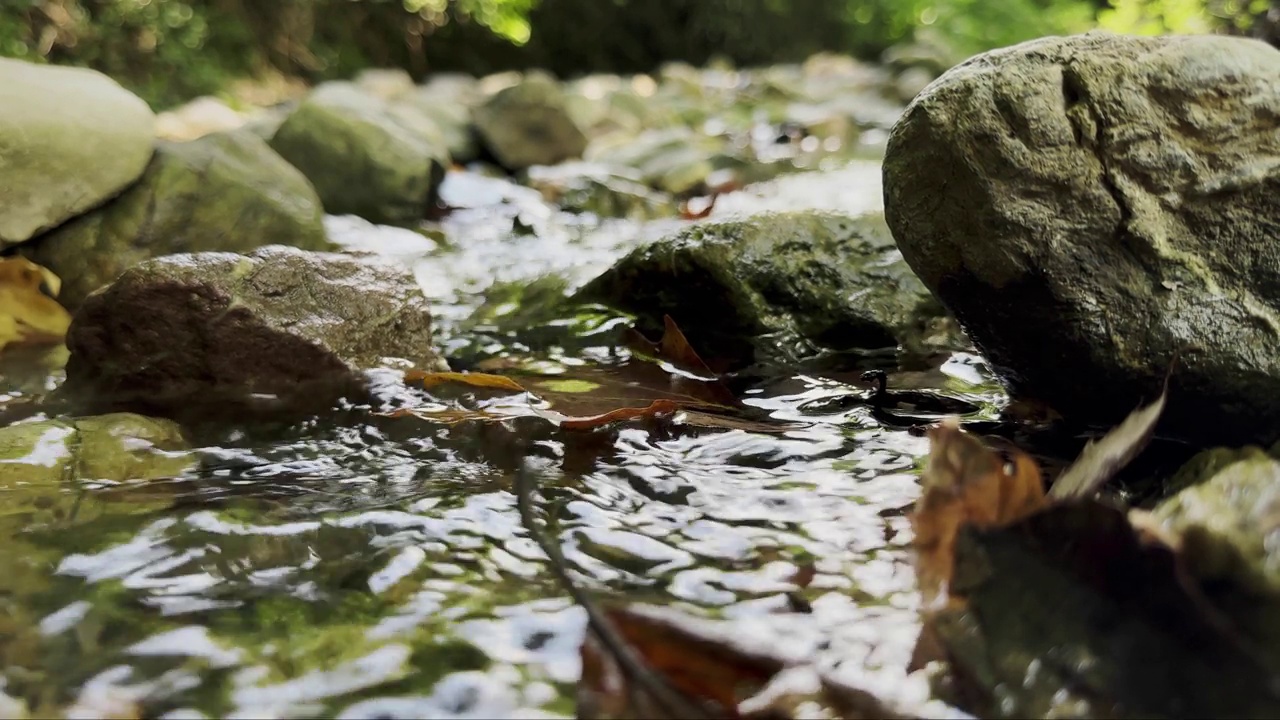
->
[24, 131, 329, 309]
[63, 246, 445, 421]
[270, 82, 450, 225]
[883, 32, 1280, 444]
[0, 58, 155, 246]
[0, 413, 194, 524]
[579, 211, 953, 369]
[473, 73, 588, 171]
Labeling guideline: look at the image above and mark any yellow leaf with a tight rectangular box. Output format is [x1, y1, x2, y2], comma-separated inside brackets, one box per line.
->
[0, 258, 71, 353]
[404, 370, 528, 393]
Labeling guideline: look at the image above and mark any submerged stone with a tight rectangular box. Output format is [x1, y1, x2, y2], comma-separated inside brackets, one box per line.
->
[63, 246, 445, 421]
[884, 32, 1280, 444]
[24, 131, 328, 309]
[0, 413, 193, 522]
[578, 210, 951, 369]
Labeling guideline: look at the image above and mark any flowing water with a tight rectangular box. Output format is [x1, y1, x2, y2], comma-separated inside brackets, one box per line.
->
[0, 160, 1006, 718]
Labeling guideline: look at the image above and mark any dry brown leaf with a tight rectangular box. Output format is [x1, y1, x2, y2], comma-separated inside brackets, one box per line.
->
[1047, 383, 1168, 501]
[911, 418, 1046, 607]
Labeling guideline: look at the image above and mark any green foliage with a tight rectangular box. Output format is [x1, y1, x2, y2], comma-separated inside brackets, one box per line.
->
[0, 0, 1272, 109]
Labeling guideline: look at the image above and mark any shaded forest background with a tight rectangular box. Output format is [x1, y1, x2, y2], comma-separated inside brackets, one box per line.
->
[0, 0, 1275, 107]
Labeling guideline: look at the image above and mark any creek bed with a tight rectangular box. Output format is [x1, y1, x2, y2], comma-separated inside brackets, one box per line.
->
[0, 161, 997, 718]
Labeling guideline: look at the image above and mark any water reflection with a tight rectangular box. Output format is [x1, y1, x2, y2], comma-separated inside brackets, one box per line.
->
[0, 163, 1005, 718]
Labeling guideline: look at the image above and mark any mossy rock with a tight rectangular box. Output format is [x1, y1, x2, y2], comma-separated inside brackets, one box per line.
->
[578, 210, 951, 369]
[24, 130, 328, 309]
[270, 82, 449, 226]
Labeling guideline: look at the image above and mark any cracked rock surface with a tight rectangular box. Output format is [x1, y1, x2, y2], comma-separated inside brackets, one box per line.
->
[63, 246, 445, 422]
[883, 31, 1280, 444]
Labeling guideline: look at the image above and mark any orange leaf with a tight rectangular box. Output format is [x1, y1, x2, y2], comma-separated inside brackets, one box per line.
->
[405, 370, 528, 393]
[558, 399, 682, 430]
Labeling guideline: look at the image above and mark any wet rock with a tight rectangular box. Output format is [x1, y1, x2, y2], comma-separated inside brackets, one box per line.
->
[270, 82, 450, 225]
[0, 58, 154, 246]
[472, 73, 588, 171]
[884, 32, 1280, 444]
[155, 96, 245, 141]
[63, 246, 446, 420]
[586, 127, 720, 195]
[0, 413, 194, 521]
[522, 162, 677, 220]
[353, 68, 416, 100]
[578, 211, 950, 369]
[1154, 446, 1280, 596]
[394, 85, 480, 164]
[564, 75, 666, 141]
[24, 131, 328, 309]
[929, 503, 1280, 718]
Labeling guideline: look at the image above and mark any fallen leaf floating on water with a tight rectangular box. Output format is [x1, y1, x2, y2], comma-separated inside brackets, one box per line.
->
[385, 316, 796, 432]
[557, 399, 683, 430]
[578, 604, 915, 720]
[403, 369, 529, 393]
[0, 257, 72, 353]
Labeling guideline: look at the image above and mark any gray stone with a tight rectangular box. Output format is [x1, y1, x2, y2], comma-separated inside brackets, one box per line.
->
[24, 131, 328, 309]
[884, 32, 1280, 444]
[63, 246, 446, 421]
[578, 211, 949, 369]
[0, 58, 155, 246]
[270, 82, 450, 225]
[472, 74, 588, 171]
[586, 127, 720, 195]
[524, 162, 677, 220]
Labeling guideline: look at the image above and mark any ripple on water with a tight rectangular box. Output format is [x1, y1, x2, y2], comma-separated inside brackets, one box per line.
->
[2, 163, 1000, 718]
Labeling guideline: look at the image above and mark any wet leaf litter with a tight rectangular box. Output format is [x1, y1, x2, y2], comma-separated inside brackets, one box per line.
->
[496, 353, 1280, 718]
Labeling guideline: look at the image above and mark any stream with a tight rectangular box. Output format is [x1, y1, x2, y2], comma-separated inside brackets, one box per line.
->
[1, 159, 1000, 718]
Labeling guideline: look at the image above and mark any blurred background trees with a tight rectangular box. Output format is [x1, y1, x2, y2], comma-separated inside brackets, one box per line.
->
[0, 0, 1274, 108]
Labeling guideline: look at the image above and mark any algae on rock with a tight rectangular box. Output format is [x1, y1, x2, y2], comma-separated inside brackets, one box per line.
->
[0, 413, 194, 524]
[579, 210, 953, 369]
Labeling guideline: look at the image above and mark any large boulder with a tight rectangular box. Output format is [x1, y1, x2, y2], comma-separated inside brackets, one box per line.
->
[472, 73, 588, 171]
[269, 82, 450, 225]
[0, 58, 154, 246]
[23, 131, 328, 309]
[62, 246, 446, 421]
[884, 32, 1280, 444]
[578, 211, 953, 369]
